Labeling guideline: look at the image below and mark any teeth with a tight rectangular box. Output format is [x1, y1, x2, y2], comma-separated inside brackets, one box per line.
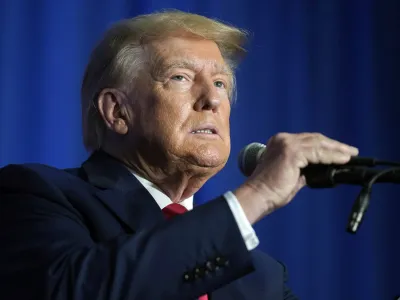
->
[192, 129, 213, 134]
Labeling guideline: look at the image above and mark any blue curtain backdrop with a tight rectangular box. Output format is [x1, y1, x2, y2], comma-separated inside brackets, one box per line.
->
[1, 0, 399, 299]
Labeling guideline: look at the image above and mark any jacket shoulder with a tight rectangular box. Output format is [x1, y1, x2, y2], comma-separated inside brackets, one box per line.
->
[0, 163, 81, 197]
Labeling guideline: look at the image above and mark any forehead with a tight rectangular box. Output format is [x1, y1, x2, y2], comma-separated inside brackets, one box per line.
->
[148, 36, 230, 73]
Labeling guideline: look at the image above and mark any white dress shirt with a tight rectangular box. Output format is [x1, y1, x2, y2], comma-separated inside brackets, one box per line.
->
[132, 173, 259, 250]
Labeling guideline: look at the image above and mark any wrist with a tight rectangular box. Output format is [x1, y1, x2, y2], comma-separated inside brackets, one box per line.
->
[233, 181, 277, 224]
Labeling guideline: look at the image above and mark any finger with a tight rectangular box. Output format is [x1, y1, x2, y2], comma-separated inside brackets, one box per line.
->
[301, 146, 353, 165]
[299, 133, 359, 156]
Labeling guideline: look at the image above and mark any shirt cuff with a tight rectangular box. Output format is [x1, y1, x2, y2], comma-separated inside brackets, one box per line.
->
[223, 191, 259, 251]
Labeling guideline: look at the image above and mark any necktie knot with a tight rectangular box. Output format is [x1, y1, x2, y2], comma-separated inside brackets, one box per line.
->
[162, 203, 188, 219]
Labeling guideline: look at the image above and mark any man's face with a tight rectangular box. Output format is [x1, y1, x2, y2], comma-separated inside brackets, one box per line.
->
[128, 36, 232, 172]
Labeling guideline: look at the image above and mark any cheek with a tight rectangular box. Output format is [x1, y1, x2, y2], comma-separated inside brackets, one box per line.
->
[158, 100, 189, 122]
[221, 103, 231, 128]
[153, 95, 192, 134]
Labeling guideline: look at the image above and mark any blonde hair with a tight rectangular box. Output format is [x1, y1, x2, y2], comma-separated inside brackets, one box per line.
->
[81, 9, 249, 151]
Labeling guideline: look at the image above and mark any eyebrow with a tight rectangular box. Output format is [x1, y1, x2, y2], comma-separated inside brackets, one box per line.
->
[155, 58, 232, 77]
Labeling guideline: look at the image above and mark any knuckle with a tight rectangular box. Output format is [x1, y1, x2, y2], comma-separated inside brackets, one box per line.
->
[281, 138, 292, 151]
[314, 132, 325, 141]
[281, 141, 298, 159]
[273, 132, 289, 142]
[312, 148, 322, 160]
[277, 133, 291, 145]
[268, 132, 291, 149]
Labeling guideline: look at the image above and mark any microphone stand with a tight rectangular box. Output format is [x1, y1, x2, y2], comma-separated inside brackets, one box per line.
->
[303, 163, 400, 234]
[301, 157, 400, 234]
[338, 166, 400, 300]
[301, 159, 400, 299]
[346, 166, 400, 233]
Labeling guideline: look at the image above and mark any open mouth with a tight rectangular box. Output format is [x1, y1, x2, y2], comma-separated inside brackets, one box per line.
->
[190, 128, 217, 134]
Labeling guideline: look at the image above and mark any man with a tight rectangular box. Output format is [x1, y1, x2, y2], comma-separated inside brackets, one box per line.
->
[0, 10, 358, 299]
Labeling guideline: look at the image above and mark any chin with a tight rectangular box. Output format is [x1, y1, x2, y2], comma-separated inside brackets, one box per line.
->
[189, 144, 229, 169]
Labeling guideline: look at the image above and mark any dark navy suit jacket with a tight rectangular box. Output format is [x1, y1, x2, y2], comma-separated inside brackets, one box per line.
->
[0, 151, 298, 299]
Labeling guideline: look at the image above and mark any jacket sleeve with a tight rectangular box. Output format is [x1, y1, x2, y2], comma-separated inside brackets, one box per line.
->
[282, 262, 299, 300]
[284, 283, 299, 300]
[0, 165, 254, 300]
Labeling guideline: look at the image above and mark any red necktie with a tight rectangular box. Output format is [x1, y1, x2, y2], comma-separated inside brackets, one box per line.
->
[162, 203, 208, 300]
[162, 203, 188, 219]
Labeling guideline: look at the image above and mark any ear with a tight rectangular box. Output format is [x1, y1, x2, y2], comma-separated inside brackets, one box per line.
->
[97, 88, 129, 135]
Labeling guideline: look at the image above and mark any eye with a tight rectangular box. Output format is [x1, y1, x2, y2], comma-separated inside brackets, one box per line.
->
[171, 75, 187, 81]
[214, 80, 226, 89]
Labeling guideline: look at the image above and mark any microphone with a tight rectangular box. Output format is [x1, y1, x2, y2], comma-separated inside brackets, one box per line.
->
[238, 142, 400, 188]
[238, 142, 400, 234]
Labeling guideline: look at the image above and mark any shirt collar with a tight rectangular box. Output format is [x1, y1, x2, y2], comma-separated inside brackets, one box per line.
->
[131, 172, 194, 211]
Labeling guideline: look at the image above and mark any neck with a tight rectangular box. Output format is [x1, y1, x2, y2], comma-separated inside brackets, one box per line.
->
[103, 146, 214, 203]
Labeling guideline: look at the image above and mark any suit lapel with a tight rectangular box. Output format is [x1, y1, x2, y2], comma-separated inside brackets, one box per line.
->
[81, 151, 164, 233]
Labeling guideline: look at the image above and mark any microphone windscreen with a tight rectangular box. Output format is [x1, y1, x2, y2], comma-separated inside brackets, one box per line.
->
[238, 142, 265, 176]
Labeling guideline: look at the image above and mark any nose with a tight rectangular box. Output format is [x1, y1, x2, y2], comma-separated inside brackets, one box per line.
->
[193, 80, 222, 112]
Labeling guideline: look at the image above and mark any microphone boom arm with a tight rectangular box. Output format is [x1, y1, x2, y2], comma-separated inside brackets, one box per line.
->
[303, 165, 400, 188]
